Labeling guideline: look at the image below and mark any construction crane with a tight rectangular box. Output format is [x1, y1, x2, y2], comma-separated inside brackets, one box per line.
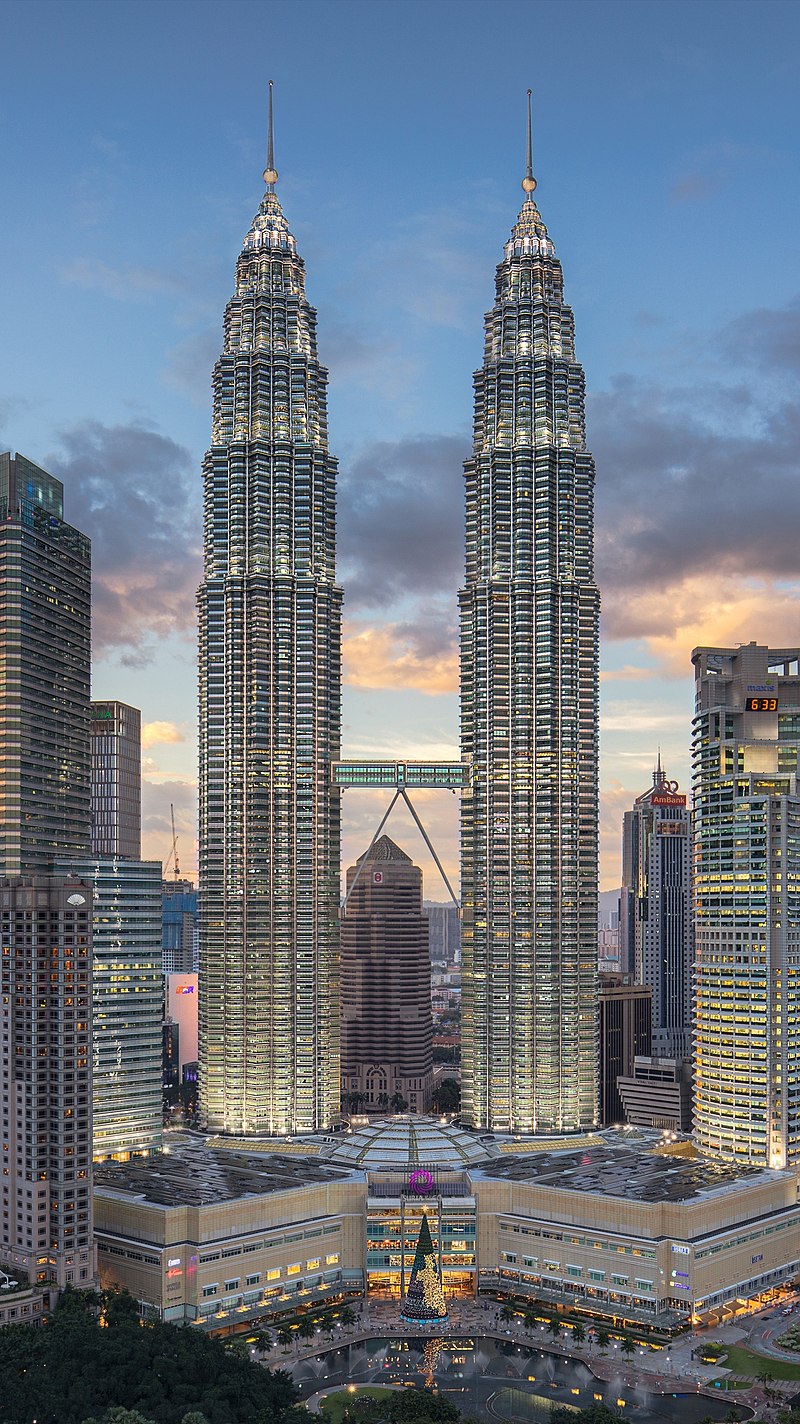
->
[163, 802, 181, 881]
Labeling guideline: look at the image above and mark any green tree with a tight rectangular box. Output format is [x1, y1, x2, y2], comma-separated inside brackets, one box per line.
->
[390, 1092, 408, 1112]
[572, 1322, 586, 1346]
[499, 1304, 515, 1324]
[81, 1412, 157, 1424]
[595, 1327, 611, 1352]
[431, 1079, 461, 1114]
[620, 1336, 636, 1357]
[297, 1316, 316, 1342]
[278, 1324, 294, 1352]
[547, 1317, 562, 1338]
[180, 1414, 211, 1424]
[340, 1306, 356, 1328]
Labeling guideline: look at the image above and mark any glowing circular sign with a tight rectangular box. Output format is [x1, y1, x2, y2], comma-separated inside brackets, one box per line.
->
[408, 1169, 434, 1196]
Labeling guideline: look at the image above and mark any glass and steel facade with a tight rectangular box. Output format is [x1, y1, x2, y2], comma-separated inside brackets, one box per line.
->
[90, 701, 141, 860]
[56, 856, 163, 1160]
[0, 453, 91, 875]
[693, 643, 800, 1169]
[198, 169, 341, 1134]
[620, 767, 692, 1060]
[459, 188, 599, 1132]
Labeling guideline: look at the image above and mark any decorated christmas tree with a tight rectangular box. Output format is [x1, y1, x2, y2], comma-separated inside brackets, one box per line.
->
[401, 1212, 447, 1322]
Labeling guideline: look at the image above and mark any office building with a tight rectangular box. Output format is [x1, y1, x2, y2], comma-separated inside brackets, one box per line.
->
[598, 974, 652, 1126]
[1, 877, 95, 1290]
[59, 698, 162, 1160]
[90, 701, 141, 859]
[693, 643, 800, 1169]
[426, 903, 461, 965]
[341, 836, 433, 1114]
[198, 96, 341, 1135]
[0, 453, 95, 1291]
[0, 453, 91, 875]
[619, 761, 692, 1059]
[459, 102, 599, 1131]
[617, 1056, 692, 1133]
[162, 878, 198, 974]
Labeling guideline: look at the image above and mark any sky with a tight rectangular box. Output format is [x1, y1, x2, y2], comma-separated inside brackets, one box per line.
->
[1, 0, 799, 894]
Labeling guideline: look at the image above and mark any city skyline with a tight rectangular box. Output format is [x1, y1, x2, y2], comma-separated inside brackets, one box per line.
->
[0, 0, 799, 894]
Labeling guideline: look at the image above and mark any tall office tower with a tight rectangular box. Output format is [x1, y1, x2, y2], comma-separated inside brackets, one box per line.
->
[0, 452, 95, 1289]
[426, 903, 461, 965]
[597, 973, 652, 1126]
[198, 93, 342, 1135]
[693, 643, 800, 1169]
[0, 877, 95, 1288]
[619, 762, 691, 1059]
[162, 878, 198, 974]
[341, 837, 433, 1114]
[0, 452, 91, 873]
[90, 700, 141, 858]
[58, 699, 162, 1160]
[459, 103, 600, 1132]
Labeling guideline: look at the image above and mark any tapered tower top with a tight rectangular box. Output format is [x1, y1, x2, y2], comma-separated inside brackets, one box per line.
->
[263, 79, 278, 188]
[501, 90, 555, 260]
[522, 89, 537, 195]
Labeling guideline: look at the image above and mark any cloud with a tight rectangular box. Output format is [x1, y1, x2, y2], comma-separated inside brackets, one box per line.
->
[141, 776, 197, 875]
[599, 665, 655, 684]
[593, 298, 800, 674]
[164, 326, 219, 405]
[670, 141, 775, 204]
[343, 619, 458, 696]
[339, 434, 466, 611]
[60, 257, 188, 302]
[142, 720, 187, 750]
[46, 420, 201, 660]
[599, 780, 635, 891]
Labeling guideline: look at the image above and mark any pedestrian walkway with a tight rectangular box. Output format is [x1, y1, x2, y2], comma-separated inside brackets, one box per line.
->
[257, 1294, 780, 1413]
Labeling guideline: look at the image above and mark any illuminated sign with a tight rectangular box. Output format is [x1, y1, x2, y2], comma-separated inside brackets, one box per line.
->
[93, 706, 114, 720]
[651, 794, 686, 806]
[407, 1169, 434, 1196]
[671, 1244, 690, 1255]
[167, 1258, 181, 1267]
[176, 985, 195, 995]
[745, 697, 778, 711]
[373, 871, 383, 885]
[747, 684, 777, 694]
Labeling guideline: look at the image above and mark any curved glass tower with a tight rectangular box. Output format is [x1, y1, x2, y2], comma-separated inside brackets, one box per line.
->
[460, 104, 599, 1132]
[198, 95, 342, 1135]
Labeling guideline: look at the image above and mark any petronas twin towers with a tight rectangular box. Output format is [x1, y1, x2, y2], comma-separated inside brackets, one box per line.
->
[198, 94, 599, 1137]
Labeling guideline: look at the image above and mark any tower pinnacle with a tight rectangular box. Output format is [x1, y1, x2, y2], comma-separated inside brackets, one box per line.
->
[522, 88, 537, 195]
[263, 79, 278, 188]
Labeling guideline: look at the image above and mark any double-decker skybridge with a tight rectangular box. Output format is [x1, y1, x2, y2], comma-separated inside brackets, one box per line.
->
[331, 760, 471, 910]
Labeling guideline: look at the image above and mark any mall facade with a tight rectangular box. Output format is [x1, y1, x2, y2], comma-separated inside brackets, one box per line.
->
[93, 1120, 800, 1334]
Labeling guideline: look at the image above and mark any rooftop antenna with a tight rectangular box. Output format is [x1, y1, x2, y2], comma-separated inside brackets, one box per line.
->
[522, 88, 537, 196]
[263, 79, 278, 189]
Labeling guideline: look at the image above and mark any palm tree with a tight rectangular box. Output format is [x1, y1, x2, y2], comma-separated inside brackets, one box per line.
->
[620, 1336, 636, 1358]
[500, 1304, 515, 1324]
[547, 1317, 562, 1339]
[340, 1306, 356, 1328]
[298, 1316, 316, 1342]
[278, 1325, 293, 1353]
[254, 1329, 272, 1354]
[595, 1327, 610, 1353]
[524, 1311, 538, 1334]
[572, 1322, 586, 1346]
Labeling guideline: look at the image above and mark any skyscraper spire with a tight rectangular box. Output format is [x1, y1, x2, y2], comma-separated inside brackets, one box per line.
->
[263, 79, 278, 188]
[460, 107, 600, 1134]
[522, 88, 536, 195]
[198, 99, 341, 1137]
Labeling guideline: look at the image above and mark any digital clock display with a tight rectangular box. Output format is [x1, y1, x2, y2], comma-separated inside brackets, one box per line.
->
[746, 696, 778, 711]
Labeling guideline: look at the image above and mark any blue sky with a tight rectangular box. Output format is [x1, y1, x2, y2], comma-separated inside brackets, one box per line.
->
[1, 0, 799, 889]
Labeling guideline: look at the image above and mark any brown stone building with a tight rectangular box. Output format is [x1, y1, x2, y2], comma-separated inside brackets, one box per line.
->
[341, 836, 433, 1113]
